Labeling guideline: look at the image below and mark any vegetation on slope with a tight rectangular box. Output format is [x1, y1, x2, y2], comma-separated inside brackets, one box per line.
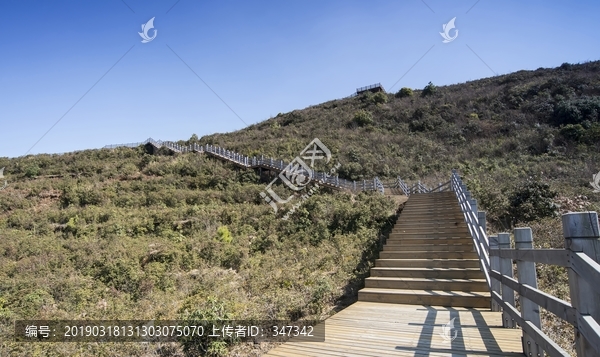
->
[1, 60, 600, 355]
[0, 148, 397, 356]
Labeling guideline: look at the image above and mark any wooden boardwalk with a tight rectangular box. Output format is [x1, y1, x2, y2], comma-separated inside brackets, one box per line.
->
[264, 302, 523, 356]
[265, 192, 524, 356]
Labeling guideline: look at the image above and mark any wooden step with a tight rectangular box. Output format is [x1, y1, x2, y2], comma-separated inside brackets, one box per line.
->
[386, 238, 473, 245]
[379, 251, 479, 259]
[393, 225, 467, 230]
[390, 230, 470, 236]
[364, 277, 488, 291]
[405, 203, 460, 208]
[375, 258, 481, 268]
[358, 288, 491, 308]
[389, 234, 470, 240]
[369, 267, 485, 279]
[382, 244, 473, 252]
[394, 221, 466, 226]
[398, 213, 464, 218]
[396, 217, 465, 223]
[386, 236, 472, 242]
[402, 207, 460, 211]
[391, 230, 468, 235]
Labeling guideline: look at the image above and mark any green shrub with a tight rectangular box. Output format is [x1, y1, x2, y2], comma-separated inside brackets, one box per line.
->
[395, 87, 413, 98]
[353, 110, 374, 127]
[421, 81, 437, 97]
[24, 164, 40, 177]
[559, 124, 586, 142]
[506, 179, 558, 224]
[179, 297, 233, 357]
[552, 96, 600, 126]
[372, 92, 388, 104]
[216, 225, 233, 243]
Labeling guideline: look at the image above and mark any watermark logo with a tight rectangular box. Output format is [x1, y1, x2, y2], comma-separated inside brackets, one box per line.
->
[440, 17, 458, 43]
[260, 138, 337, 215]
[440, 317, 458, 342]
[139, 17, 157, 43]
[0, 167, 7, 191]
[591, 171, 600, 193]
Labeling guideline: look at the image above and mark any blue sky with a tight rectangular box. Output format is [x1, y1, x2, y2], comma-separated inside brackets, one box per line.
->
[1, 0, 598, 157]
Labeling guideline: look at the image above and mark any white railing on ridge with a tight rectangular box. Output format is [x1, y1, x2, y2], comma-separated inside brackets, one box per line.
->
[103, 138, 386, 194]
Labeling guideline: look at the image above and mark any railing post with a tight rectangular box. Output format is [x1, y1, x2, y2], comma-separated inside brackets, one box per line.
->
[478, 211, 487, 232]
[563, 211, 600, 357]
[498, 232, 516, 328]
[470, 199, 478, 216]
[514, 227, 542, 357]
[353, 181, 356, 191]
[363, 180, 366, 191]
[489, 235, 502, 312]
[478, 211, 488, 256]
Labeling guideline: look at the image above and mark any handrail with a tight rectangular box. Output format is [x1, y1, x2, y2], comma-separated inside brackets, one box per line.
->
[103, 139, 386, 194]
[450, 170, 492, 289]
[356, 83, 384, 93]
[453, 166, 600, 357]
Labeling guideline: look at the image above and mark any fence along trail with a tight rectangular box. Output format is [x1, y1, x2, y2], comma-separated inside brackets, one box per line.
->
[105, 140, 600, 356]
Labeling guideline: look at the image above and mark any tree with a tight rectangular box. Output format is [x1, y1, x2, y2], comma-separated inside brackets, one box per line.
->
[395, 87, 413, 98]
[372, 92, 388, 104]
[422, 82, 437, 97]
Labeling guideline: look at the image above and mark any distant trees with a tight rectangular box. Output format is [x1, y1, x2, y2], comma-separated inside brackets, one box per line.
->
[552, 97, 600, 126]
[421, 81, 437, 97]
[395, 87, 413, 98]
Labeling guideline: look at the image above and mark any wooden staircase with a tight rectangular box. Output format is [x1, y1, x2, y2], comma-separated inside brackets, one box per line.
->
[358, 191, 491, 308]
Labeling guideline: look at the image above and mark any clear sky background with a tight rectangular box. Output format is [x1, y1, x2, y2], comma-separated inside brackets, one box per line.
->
[1, 0, 599, 158]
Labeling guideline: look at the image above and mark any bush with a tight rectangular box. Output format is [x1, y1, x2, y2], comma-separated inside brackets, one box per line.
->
[24, 164, 40, 178]
[506, 179, 558, 224]
[559, 124, 586, 142]
[395, 87, 413, 98]
[421, 81, 437, 97]
[372, 92, 388, 104]
[552, 96, 600, 126]
[353, 110, 374, 127]
[179, 297, 233, 357]
[216, 225, 233, 243]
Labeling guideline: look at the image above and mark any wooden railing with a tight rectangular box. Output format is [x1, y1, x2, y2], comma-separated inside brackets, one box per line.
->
[451, 170, 492, 288]
[451, 169, 600, 357]
[389, 177, 452, 196]
[104, 139, 386, 194]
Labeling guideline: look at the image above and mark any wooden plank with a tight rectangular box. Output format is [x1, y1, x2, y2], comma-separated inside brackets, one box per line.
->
[571, 251, 600, 295]
[498, 233, 516, 328]
[563, 211, 600, 357]
[490, 270, 577, 326]
[264, 302, 524, 356]
[490, 236, 502, 312]
[514, 227, 542, 357]
[577, 313, 600, 357]
[489, 249, 569, 266]
[491, 292, 570, 357]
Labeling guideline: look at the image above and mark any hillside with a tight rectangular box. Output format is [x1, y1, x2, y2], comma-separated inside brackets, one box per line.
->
[2, 60, 600, 356]
[195, 60, 600, 225]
